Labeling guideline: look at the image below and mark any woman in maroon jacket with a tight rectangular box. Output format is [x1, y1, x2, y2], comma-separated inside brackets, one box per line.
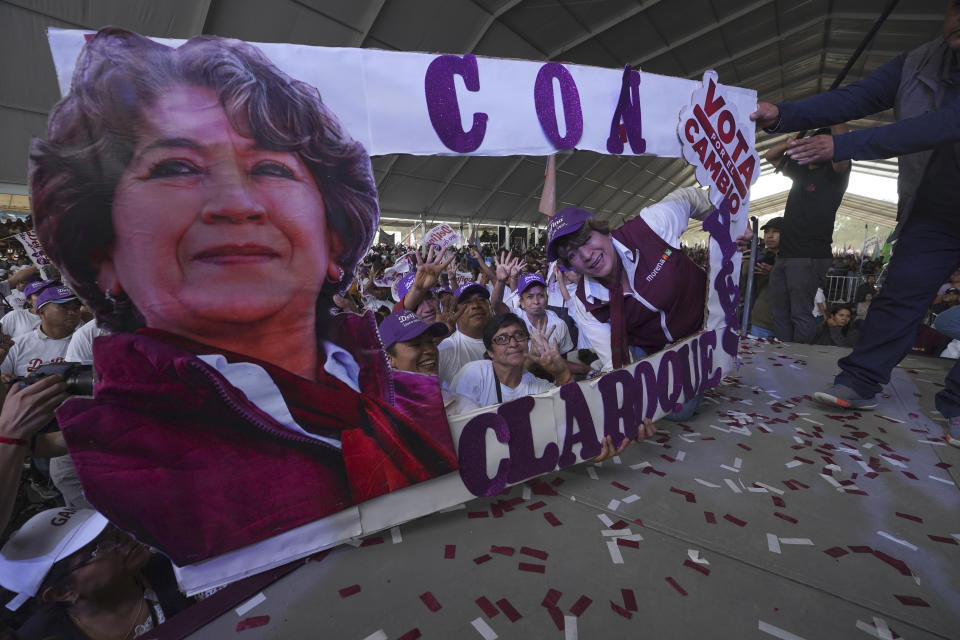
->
[29, 28, 456, 566]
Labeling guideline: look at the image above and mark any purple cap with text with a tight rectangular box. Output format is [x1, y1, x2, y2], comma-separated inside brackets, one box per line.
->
[517, 272, 546, 296]
[379, 310, 449, 350]
[545, 206, 593, 261]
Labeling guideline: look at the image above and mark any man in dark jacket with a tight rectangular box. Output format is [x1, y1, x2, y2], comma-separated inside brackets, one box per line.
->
[751, 1, 960, 447]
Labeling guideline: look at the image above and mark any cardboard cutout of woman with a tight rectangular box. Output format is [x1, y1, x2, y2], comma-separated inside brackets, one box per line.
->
[30, 28, 457, 566]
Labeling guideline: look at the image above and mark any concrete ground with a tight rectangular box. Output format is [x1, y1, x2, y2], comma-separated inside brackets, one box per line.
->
[181, 339, 960, 640]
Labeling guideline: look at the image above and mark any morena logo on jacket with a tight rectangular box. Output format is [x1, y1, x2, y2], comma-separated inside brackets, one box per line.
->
[645, 248, 672, 283]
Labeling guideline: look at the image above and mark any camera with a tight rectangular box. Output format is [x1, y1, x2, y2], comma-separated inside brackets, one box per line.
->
[12, 362, 95, 396]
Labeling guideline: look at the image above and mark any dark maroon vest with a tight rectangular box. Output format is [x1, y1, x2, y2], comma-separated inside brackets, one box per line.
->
[575, 216, 707, 354]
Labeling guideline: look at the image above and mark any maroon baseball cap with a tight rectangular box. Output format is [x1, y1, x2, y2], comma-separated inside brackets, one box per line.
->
[546, 207, 593, 261]
[379, 310, 449, 350]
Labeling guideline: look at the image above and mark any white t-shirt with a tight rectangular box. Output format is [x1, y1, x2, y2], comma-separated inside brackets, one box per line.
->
[4, 292, 24, 312]
[0, 308, 40, 339]
[504, 295, 574, 355]
[813, 288, 826, 317]
[438, 330, 487, 388]
[566, 186, 714, 371]
[65, 319, 108, 365]
[450, 360, 554, 409]
[0, 327, 73, 377]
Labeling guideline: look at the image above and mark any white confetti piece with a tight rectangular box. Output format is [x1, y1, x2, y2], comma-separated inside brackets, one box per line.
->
[918, 440, 947, 446]
[824, 464, 842, 472]
[586, 467, 599, 480]
[789, 364, 803, 370]
[785, 460, 803, 469]
[724, 479, 743, 494]
[695, 478, 721, 488]
[766, 533, 781, 554]
[855, 617, 894, 640]
[756, 367, 767, 372]
[792, 435, 806, 444]
[622, 494, 641, 503]
[876, 414, 903, 423]
[709, 424, 730, 433]
[675, 450, 686, 461]
[522, 486, 532, 500]
[747, 486, 768, 493]
[879, 455, 907, 469]
[235, 592, 266, 616]
[703, 396, 720, 404]
[952, 534, 960, 542]
[861, 443, 875, 449]
[687, 549, 709, 565]
[802, 417, 823, 426]
[779, 538, 814, 546]
[602, 528, 634, 537]
[362, 631, 389, 640]
[471, 618, 498, 640]
[876, 531, 918, 551]
[564, 616, 578, 640]
[630, 461, 651, 471]
[607, 499, 622, 511]
[720, 465, 740, 473]
[612, 456, 622, 464]
[606, 540, 624, 564]
[345, 537, 362, 547]
[929, 474, 955, 485]
[759, 620, 808, 640]
[728, 425, 752, 436]
[753, 482, 784, 495]
[597, 514, 614, 527]
[819, 474, 842, 488]
[620, 533, 643, 542]
[734, 457, 742, 469]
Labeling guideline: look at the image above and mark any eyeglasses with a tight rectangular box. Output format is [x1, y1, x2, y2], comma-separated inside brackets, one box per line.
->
[491, 331, 529, 346]
[67, 530, 125, 573]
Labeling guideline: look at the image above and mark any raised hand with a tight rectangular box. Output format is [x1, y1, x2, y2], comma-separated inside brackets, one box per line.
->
[437, 304, 466, 333]
[414, 245, 455, 292]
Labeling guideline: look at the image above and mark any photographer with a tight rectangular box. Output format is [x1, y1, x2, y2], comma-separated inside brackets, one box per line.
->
[742, 218, 781, 339]
[0, 375, 68, 534]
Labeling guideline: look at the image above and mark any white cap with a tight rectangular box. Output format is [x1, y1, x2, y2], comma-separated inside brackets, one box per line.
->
[0, 508, 109, 610]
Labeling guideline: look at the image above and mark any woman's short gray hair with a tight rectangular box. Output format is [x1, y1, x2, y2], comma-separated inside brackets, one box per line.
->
[30, 27, 378, 332]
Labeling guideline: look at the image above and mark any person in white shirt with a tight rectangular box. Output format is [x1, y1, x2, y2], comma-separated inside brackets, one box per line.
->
[65, 318, 109, 365]
[438, 282, 492, 387]
[0, 285, 82, 378]
[451, 313, 653, 457]
[499, 272, 574, 353]
[0, 279, 58, 340]
[0, 265, 38, 315]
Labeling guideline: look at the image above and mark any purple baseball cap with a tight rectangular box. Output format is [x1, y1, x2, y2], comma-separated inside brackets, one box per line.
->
[395, 272, 417, 303]
[545, 207, 593, 262]
[24, 279, 59, 299]
[379, 310, 449, 350]
[454, 282, 490, 304]
[516, 272, 547, 296]
[36, 285, 78, 310]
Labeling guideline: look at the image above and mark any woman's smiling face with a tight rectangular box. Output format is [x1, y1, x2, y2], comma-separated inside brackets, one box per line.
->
[566, 230, 617, 280]
[101, 84, 336, 338]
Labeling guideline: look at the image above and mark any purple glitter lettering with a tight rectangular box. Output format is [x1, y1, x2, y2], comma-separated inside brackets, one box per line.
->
[424, 54, 488, 153]
[557, 383, 601, 467]
[633, 360, 658, 419]
[458, 411, 510, 496]
[500, 396, 559, 483]
[606, 65, 646, 155]
[534, 62, 583, 150]
[597, 369, 637, 444]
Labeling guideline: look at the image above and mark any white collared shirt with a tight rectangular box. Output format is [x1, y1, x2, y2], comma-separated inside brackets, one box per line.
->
[0, 326, 73, 377]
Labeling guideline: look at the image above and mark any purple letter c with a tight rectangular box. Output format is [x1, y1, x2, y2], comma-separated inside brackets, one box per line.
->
[424, 54, 488, 153]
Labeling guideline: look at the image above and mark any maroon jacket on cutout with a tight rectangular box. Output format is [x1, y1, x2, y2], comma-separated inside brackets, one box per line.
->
[576, 215, 707, 355]
[56, 312, 457, 566]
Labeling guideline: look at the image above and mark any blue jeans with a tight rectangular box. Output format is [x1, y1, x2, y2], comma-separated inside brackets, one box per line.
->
[934, 305, 960, 340]
[835, 216, 960, 418]
[749, 325, 775, 339]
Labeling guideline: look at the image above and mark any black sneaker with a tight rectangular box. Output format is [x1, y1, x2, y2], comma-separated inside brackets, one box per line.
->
[813, 384, 878, 410]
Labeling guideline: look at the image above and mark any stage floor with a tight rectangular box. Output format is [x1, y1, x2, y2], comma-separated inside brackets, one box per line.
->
[185, 339, 960, 640]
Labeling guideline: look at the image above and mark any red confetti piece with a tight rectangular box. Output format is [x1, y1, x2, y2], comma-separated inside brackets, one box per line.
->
[783, 480, 799, 491]
[669, 486, 696, 503]
[823, 547, 848, 558]
[616, 537, 639, 549]
[338, 584, 361, 598]
[491, 504, 504, 518]
[894, 595, 930, 607]
[467, 511, 489, 519]
[896, 512, 923, 523]
[935, 461, 952, 469]
[236, 616, 270, 631]
[633, 518, 644, 526]
[774, 512, 798, 524]
[444, 544, 456, 559]
[737, 443, 752, 451]
[526, 501, 547, 511]
[665, 577, 688, 596]
[551, 477, 565, 486]
[518, 562, 546, 573]
[661, 454, 677, 463]
[544, 512, 562, 527]
[496, 598, 523, 622]
[610, 519, 629, 530]
[491, 545, 515, 556]
[683, 558, 710, 576]
[704, 511, 717, 524]
[531, 480, 558, 496]
[849, 545, 873, 553]
[873, 550, 911, 577]
[541, 589, 562, 608]
[929, 535, 959, 545]
[844, 489, 869, 496]
[360, 536, 384, 546]
[397, 629, 421, 640]
[723, 514, 747, 527]
[473, 554, 492, 565]
[610, 601, 633, 618]
[419, 592, 442, 612]
[545, 605, 565, 630]
[611, 481, 630, 490]
[772, 496, 786, 508]
[569, 595, 593, 617]
[901, 471, 918, 480]
[476, 596, 499, 617]
[621, 588, 637, 611]
[791, 479, 810, 489]
[521, 546, 549, 560]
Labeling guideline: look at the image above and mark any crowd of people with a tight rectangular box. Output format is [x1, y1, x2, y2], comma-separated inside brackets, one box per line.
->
[4, 2, 960, 635]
